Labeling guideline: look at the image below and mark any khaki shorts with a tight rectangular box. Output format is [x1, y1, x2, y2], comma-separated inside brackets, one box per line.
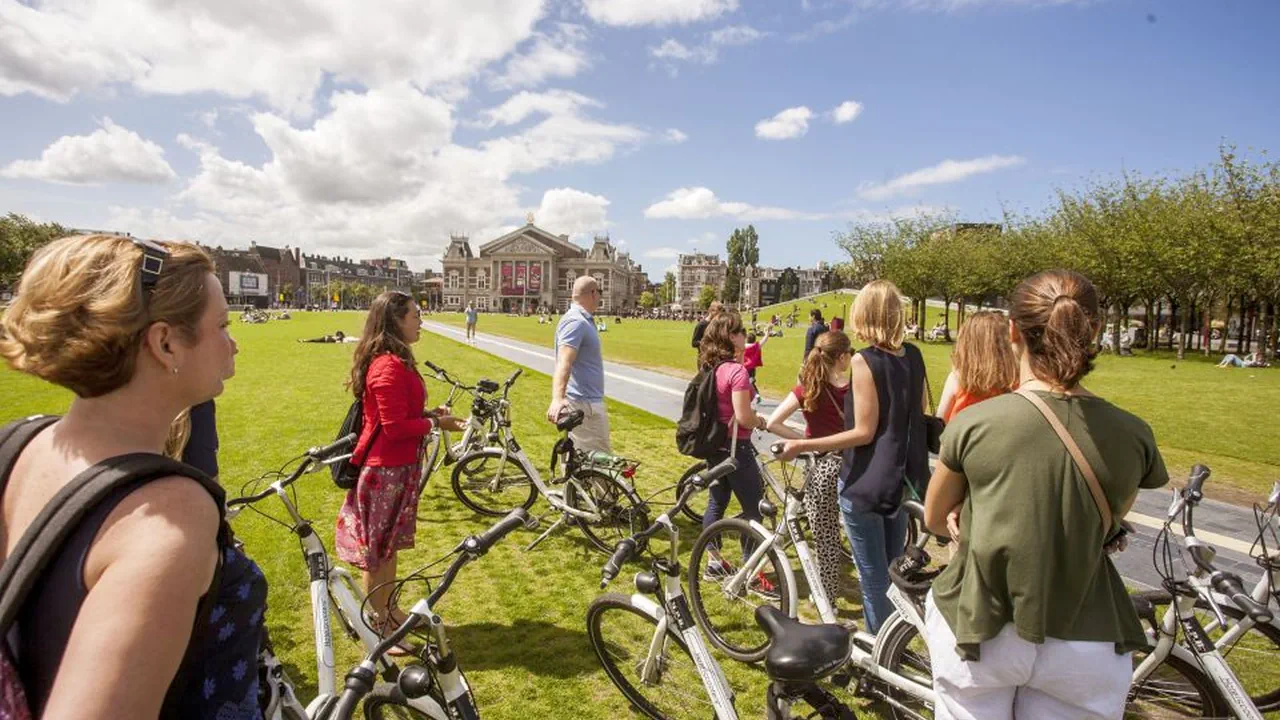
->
[564, 399, 611, 454]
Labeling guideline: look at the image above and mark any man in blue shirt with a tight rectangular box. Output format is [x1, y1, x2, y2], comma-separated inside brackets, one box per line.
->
[803, 308, 829, 362]
[546, 276, 610, 452]
[464, 302, 478, 345]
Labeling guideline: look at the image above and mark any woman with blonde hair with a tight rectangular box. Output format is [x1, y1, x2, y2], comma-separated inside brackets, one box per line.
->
[0, 234, 261, 718]
[778, 280, 929, 633]
[924, 270, 1167, 719]
[766, 329, 854, 606]
[936, 311, 1019, 423]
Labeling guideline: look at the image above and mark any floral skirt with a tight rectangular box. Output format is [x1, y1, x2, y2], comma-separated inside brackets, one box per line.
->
[335, 463, 422, 571]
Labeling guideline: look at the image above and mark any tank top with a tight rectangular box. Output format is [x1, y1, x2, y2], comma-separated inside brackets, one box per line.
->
[942, 388, 997, 424]
[12, 473, 268, 719]
[840, 344, 929, 514]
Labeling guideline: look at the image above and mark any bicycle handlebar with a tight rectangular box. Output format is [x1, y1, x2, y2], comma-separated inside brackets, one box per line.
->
[1185, 464, 1210, 503]
[768, 441, 820, 464]
[227, 435, 356, 508]
[599, 458, 738, 587]
[1211, 571, 1274, 624]
[311, 432, 358, 460]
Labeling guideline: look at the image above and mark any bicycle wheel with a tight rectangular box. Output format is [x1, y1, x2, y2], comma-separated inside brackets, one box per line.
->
[1126, 648, 1230, 718]
[587, 593, 714, 720]
[565, 470, 651, 554]
[687, 516, 792, 662]
[420, 431, 444, 486]
[873, 613, 934, 719]
[674, 461, 709, 524]
[450, 449, 537, 517]
[1133, 589, 1280, 711]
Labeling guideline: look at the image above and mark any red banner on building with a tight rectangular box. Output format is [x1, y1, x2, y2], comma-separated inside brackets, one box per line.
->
[515, 262, 527, 293]
[529, 263, 542, 292]
[501, 262, 515, 295]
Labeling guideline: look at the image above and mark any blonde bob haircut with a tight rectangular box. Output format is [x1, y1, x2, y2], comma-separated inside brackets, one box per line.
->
[850, 279, 906, 351]
[0, 234, 215, 398]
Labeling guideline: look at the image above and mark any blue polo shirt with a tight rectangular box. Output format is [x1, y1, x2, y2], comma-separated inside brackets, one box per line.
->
[555, 303, 605, 402]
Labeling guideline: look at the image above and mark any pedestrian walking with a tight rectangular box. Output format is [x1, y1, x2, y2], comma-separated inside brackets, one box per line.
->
[777, 280, 929, 634]
[935, 311, 1018, 423]
[766, 330, 854, 606]
[691, 301, 723, 357]
[803, 308, 829, 363]
[337, 291, 465, 646]
[464, 302, 478, 344]
[922, 270, 1169, 720]
[742, 327, 772, 404]
[547, 276, 612, 453]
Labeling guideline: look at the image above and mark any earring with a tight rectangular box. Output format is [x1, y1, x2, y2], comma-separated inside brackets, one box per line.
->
[172, 367, 180, 375]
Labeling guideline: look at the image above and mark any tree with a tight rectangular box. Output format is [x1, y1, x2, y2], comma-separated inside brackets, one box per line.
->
[777, 268, 800, 302]
[1, 213, 67, 287]
[697, 284, 718, 311]
[723, 225, 759, 304]
[639, 290, 657, 310]
[660, 271, 676, 305]
[279, 282, 295, 306]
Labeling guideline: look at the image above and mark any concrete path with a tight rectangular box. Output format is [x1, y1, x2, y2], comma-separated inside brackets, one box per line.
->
[423, 320, 1268, 590]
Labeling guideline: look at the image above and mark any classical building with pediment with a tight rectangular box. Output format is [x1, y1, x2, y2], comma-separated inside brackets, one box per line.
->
[440, 219, 648, 314]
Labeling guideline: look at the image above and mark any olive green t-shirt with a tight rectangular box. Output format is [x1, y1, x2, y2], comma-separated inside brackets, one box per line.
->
[932, 390, 1169, 660]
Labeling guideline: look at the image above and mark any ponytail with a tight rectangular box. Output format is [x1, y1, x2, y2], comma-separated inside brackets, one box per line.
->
[798, 330, 852, 413]
[1010, 270, 1101, 389]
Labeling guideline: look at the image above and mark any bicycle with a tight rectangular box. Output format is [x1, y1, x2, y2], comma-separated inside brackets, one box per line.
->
[227, 434, 427, 719]
[586, 458, 940, 720]
[1126, 465, 1275, 719]
[419, 360, 522, 488]
[328, 508, 529, 719]
[449, 409, 650, 553]
[1131, 477, 1280, 712]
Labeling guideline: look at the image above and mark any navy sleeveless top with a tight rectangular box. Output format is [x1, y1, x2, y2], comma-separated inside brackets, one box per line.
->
[839, 344, 929, 514]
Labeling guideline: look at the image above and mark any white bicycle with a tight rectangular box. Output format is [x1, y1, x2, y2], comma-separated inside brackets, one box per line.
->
[419, 361, 521, 487]
[228, 435, 440, 719]
[586, 458, 939, 720]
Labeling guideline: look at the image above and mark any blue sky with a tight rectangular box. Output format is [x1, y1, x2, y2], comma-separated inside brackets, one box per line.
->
[2, 0, 1278, 275]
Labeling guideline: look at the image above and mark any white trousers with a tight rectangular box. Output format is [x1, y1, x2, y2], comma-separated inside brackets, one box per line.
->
[565, 399, 611, 454]
[924, 592, 1132, 720]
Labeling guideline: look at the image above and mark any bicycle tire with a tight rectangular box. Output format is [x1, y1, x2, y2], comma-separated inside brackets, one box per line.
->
[586, 593, 712, 720]
[1126, 646, 1231, 718]
[565, 470, 651, 554]
[674, 461, 709, 524]
[871, 613, 934, 720]
[450, 448, 537, 517]
[687, 516, 792, 662]
[1132, 588, 1280, 711]
[420, 432, 444, 486]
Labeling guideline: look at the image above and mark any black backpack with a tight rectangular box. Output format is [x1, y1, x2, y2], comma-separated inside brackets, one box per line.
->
[331, 399, 379, 490]
[0, 415, 226, 719]
[676, 362, 729, 459]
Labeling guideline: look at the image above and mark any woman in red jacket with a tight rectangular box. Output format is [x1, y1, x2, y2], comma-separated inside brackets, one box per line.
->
[335, 291, 464, 639]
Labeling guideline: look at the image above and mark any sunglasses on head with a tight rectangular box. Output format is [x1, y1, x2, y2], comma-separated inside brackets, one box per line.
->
[128, 237, 169, 298]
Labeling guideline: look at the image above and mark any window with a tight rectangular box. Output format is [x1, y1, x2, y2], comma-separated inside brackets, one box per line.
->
[468, 273, 478, 289]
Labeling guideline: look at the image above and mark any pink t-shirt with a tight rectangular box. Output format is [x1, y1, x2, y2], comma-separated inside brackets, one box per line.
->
[742, 343, 763, 370]
[715, 362, 754, 439]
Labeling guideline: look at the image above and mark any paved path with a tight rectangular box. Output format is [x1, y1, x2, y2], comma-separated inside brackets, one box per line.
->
[423, 320, 1267, 590]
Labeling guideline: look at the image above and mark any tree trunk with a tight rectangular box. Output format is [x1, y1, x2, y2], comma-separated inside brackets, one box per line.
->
[1237, 295, 1248, 353]
[1218, 298, 1232, 354]
[943, 298, 952, 342]
[1176, 299, 1190, 360]
[1111, 303, 1123, 354]
[1264, 302, 1276, 361]
[1146, 298, 1157, 353]
[1168, 299, 1179, 351]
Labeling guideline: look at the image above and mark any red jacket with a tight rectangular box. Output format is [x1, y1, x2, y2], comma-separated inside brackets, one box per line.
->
[352, 354, 432, 467]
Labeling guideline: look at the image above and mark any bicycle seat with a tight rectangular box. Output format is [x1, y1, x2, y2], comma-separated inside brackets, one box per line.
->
[556, 410, 585, 432]
[755, 606, 850, 683]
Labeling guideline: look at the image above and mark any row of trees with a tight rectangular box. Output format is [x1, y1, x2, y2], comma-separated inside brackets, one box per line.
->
[1, 214, 66, 288]
[835, 145, 1280, 360]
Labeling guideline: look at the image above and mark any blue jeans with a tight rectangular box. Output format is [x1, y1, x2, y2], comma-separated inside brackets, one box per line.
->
[704, 443, 764, 557]
[840, 498, 908, 634]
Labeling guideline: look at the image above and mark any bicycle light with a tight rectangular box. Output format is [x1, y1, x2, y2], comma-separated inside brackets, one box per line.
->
[397, 665, 434, 699]
[622, 464, 637, 480]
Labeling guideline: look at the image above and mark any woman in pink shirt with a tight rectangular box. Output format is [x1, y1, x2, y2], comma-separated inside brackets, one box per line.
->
[741, 327, 771, 403]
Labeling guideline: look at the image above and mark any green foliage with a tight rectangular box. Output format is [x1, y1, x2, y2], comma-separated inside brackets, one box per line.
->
[659, 271, 676, 305]
[638, 290, 656, 310]
[0, 213, 67, 288]
[697, 284, 718, 310]
[723, 225, 759, 303]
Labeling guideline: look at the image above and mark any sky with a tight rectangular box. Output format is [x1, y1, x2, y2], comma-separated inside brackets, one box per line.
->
[2, 0, 1279, 277]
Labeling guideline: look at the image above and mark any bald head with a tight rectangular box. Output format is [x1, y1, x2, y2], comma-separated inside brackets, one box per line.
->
[573, 275, 601, 313]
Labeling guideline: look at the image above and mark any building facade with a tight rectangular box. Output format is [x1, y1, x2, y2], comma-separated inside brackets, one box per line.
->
[740, 262, 841, 308]
[301, 253, 413, 307]
[440, 221, 647, 314]
[676, 252, 727, 309]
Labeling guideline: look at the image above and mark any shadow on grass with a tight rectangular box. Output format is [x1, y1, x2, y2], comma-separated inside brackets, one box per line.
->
[447, 619, 599, 678]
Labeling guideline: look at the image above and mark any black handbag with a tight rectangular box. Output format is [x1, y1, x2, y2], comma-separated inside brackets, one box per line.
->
[922, 361, 945, 455]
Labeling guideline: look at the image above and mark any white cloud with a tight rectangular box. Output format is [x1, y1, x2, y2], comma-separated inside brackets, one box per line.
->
[1, 118, 176, 185]
[581, 0, 739, 26]
[643, 247, 682, 259]
[663, 128, 689, 143]
[0, 0, 546, 115]
[644, 187, 824, 221]
[491, 23, 590, 90]
[857, 154, 1025, 200]
[687, 230, 719, 246]
[480, 89, 602, 127]
[789, 10, 857, 41]
[831, 100, 863, 124]
[857, 0, 1088, 10]
[649, 24, 766, 66]
[754, 106, 813, 140]
[534, 187, 610, 234]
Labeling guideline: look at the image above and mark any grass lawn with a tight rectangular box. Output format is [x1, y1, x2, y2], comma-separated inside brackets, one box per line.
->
[435, 298, 1280, 502]
[0, 310, 889, 719]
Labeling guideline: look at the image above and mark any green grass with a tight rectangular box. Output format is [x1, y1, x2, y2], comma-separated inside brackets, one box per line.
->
[0, 311, 884, 719]
[435, 305, 1280, 501]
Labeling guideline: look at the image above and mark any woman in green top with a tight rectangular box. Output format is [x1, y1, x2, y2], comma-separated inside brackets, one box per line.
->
[922, 269, 1169, 720]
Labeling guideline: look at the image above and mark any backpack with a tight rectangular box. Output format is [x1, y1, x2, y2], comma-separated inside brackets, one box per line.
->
[0, 415, 226, 719]
[676, 362, 729, 459]
[331, 399, 379, 490]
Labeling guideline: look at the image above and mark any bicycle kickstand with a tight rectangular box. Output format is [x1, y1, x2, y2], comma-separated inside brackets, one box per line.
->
[525, 513, 569, 552]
